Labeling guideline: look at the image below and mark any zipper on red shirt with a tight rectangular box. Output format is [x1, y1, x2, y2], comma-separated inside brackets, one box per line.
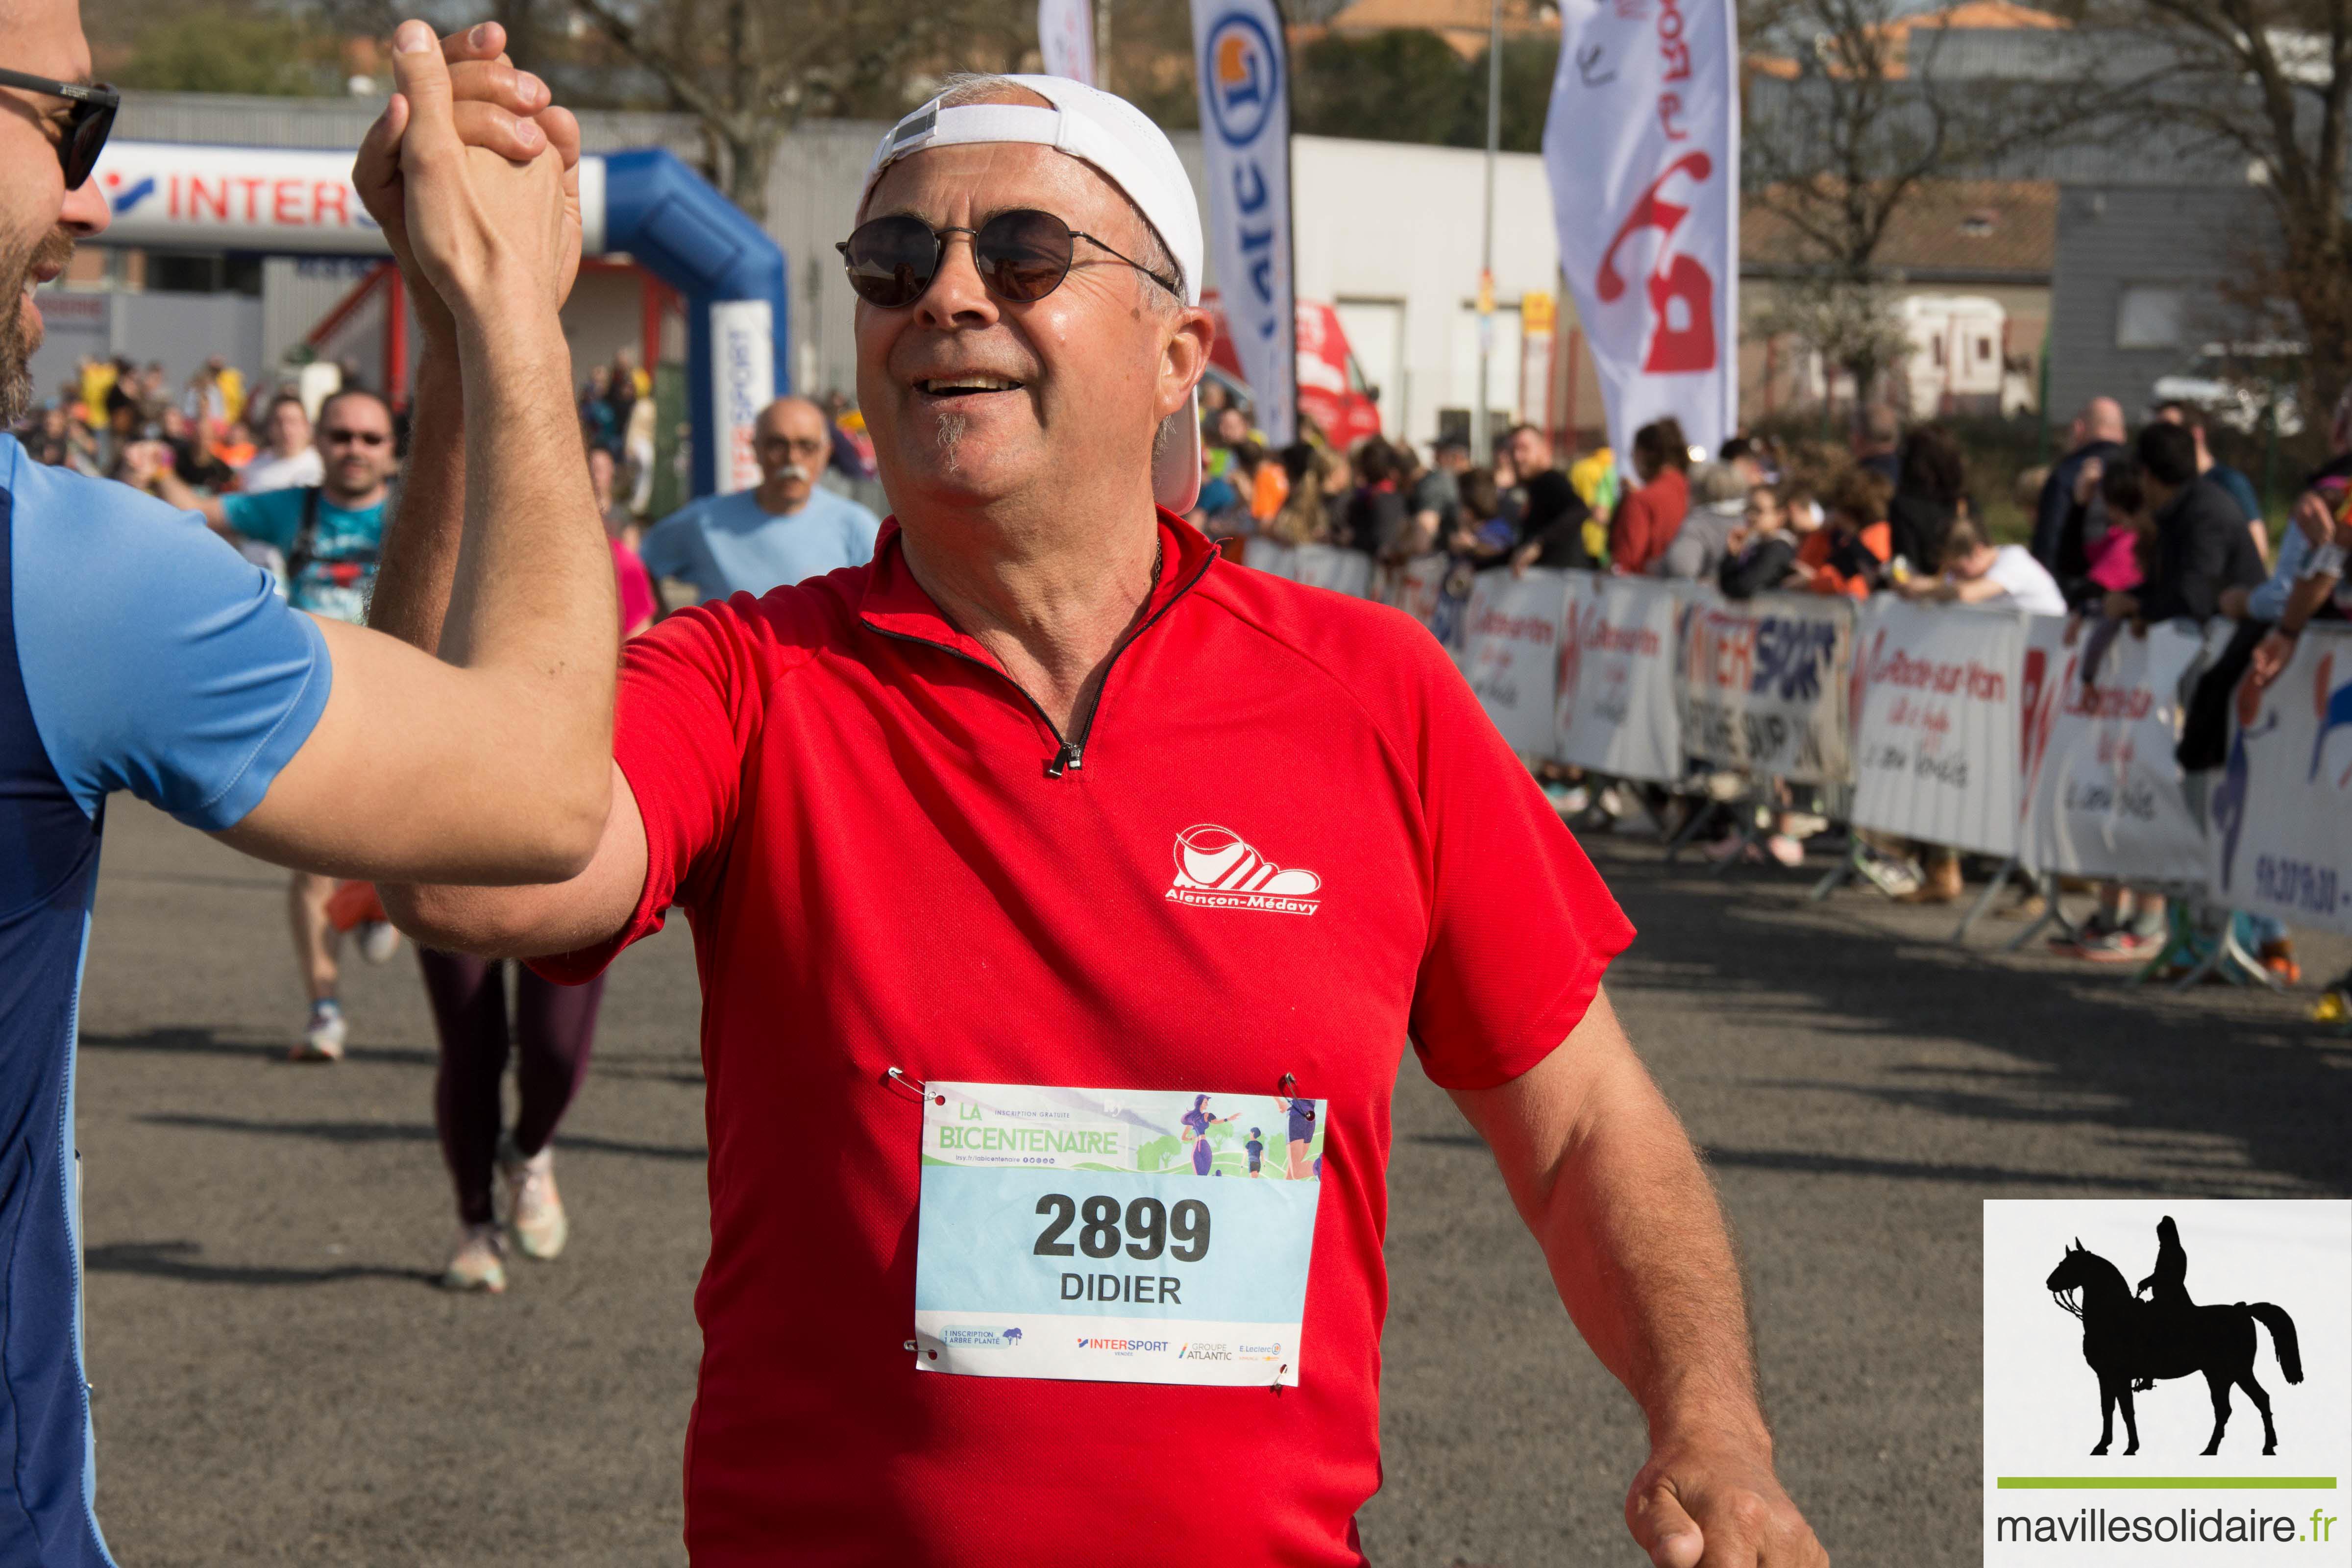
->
[865, 548, 1216, 779]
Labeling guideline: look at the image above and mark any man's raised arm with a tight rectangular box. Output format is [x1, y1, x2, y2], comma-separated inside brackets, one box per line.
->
[1448, 988, 1830, 1568]
[214, 23, 614, 885]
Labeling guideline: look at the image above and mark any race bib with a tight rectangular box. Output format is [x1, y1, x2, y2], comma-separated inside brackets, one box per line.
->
[910, 1082, 1326, 1387]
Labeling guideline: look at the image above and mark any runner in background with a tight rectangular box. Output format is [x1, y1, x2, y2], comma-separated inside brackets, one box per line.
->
[143, 387, 406, 1058]
[421, 467, 654, 1290]
[239, 391, 323, 493]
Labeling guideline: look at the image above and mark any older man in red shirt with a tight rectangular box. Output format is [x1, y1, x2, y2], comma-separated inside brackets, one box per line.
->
[377, 74, 1826, 1568]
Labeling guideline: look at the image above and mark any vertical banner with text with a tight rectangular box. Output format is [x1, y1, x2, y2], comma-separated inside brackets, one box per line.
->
[1542, 0, 1739, 462]
[1192, 0, 1297, 444]
[1038, 0, 1099, 84]
[709, 298, 775, 495]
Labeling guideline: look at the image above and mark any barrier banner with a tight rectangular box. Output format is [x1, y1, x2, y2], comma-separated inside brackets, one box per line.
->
[1849, 600, 2028, 858]
[1243, 539, 1298, 580]
[2017, 616, 2206, 880]
[1554, 573, 1684, 782]
[2207, 625, 2352, 934]
[1461, 568, 1569, 757]
[1678, 591, 1852, 783]
[1290, 544, 1372, 599]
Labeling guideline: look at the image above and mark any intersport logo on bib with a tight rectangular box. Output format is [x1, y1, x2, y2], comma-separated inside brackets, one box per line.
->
[1166, 824, 1323, 915]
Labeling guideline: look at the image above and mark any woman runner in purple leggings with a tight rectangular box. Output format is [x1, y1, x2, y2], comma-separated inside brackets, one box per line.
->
[419, 952, 604, 1292]
[418, 489, 639, 1293]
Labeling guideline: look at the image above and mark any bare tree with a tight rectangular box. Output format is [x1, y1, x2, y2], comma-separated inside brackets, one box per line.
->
[1741, 0, 2127, 408]
[568, 0, 1035, 219]
[2121, 0, 2352, 403]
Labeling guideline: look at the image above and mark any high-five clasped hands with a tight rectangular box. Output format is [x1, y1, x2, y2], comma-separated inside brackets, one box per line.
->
[353, 19, 583, 335]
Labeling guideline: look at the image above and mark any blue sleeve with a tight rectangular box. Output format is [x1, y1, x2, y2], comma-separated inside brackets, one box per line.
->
[221, 487, 302, 551]
[2246, 523, 2308, 623]
[14, 462, 331, 829]
[637, 509, 697, 581]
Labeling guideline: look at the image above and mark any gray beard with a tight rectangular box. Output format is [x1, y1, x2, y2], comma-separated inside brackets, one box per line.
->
[936, 414, 968, 474]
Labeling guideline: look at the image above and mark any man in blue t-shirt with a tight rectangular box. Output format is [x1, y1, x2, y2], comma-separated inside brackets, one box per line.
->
[640, 395, 882, 604]
[2, 19, 614, 1561]
[142, 387, 402, 1057]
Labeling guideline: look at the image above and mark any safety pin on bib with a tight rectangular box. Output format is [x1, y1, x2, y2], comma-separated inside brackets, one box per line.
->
[883, 1066, 939, 1104]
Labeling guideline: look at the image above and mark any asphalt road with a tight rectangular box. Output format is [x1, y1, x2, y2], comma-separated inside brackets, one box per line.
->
[73, 801, 2352, 1566]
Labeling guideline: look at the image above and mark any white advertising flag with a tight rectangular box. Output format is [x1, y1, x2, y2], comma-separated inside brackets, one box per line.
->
[1192, 0, 1297, 444]
[1038, 0, 1098, 85]
[1542, 0, 1739, 460]
[708, 298, 775, 495]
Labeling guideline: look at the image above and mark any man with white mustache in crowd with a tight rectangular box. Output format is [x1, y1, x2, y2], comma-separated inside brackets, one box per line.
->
[638, 394, 882, 605]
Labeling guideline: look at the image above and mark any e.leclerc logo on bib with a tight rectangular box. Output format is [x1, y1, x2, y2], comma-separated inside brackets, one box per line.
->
[1168, 824, 1322, 915]
[1203, 13, 1280, 147]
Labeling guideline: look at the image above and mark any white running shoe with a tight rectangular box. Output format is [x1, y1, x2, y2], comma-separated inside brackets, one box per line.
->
[442, 1224, 508, 1293]
[291, 1000, 346, 1062]
[498, 1133, 568, 1261]
[358, 920, 402, 964]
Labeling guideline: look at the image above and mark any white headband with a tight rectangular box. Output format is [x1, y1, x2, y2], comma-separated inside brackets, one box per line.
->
[863, 77, 1205, 307]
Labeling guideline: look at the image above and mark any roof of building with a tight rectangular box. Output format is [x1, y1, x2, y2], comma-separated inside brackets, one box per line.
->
[1320, 0, 1559, 57]
[1743, 179, 2059, 280]
[1748, 0, 2068, 79]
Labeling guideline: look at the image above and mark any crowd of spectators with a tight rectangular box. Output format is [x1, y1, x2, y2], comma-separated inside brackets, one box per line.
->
[1187, 376, 2347, 1006]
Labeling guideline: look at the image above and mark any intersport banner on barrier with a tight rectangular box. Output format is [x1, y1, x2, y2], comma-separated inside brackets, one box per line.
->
[2019, 617, 2207, 882]
[1555, 573, 1685, 782]
[1678, 591, 1852, 784]
[1461, 569, 1570, 757]
[2208, 625, 2352, 935]
[1849, 599, 2029, 859]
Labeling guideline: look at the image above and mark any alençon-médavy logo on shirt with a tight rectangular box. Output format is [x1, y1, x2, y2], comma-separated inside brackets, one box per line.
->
[1166, 824, 1322, 915]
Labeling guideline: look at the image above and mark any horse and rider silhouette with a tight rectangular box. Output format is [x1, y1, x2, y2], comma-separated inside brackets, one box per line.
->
[2045, 1218, 2303, 1457]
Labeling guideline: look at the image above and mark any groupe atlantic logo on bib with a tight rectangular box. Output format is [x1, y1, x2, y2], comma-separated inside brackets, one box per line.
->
[1166, 824, 1323, 915]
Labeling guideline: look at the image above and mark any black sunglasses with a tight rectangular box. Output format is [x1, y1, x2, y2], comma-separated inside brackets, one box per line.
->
[0, 68, 120, 192]
[836, 208, 1178, 310]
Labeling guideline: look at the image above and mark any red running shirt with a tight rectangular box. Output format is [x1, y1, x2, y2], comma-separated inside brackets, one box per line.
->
[539, 512, 1633, 1566]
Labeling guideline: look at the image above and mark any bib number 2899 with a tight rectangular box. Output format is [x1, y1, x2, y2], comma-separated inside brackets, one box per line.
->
[1032, 1193, 1211, 1263]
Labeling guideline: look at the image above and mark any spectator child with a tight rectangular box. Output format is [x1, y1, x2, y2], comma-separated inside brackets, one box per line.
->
[1717, 484, 1799, 600]
[1797, 469, 1893, 598]
[2086, 458, 2153, 594]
